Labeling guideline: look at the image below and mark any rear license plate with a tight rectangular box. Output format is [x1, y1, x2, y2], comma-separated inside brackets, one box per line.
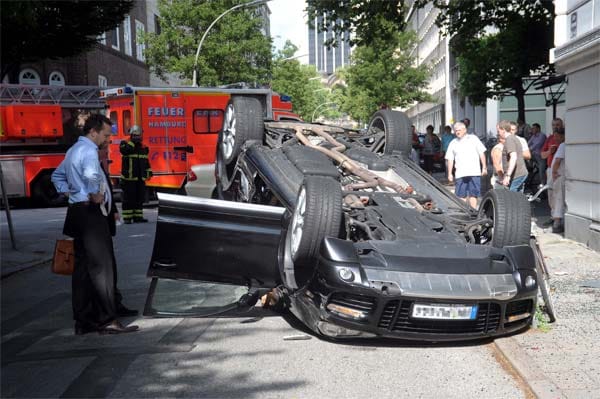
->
[411, 303, 478, 320]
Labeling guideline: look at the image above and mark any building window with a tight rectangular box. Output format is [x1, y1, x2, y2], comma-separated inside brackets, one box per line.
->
[124, 16, 132, 56]
[110, 26, 120, 50]
[49, 71, 65, 86]
[98, 75, 108, 88]
[135, 20, 145, 61]
[19, 68, 41, 85]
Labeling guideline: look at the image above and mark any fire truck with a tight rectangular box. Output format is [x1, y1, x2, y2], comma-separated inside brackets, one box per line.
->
[0, 84, 105, 205]
[100, 85, 298, 197]
[0, 84, 298, 204]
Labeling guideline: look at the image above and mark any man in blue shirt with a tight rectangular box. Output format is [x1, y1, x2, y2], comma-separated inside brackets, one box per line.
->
[52, 114, 138, 335]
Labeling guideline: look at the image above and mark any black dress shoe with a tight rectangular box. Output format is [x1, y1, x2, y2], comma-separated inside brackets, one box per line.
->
[98, 320, 139, 335]
[74, 322, 97, 335]
[117, 306, 139, 317]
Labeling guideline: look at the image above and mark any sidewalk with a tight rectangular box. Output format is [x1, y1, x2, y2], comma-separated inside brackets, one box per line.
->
[1, 207, 66, 278]
[495, 223, 600, 399]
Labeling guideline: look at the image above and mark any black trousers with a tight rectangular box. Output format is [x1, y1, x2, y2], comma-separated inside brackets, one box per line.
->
[67, 203, 117, 328]
[122, 180, 146, 221]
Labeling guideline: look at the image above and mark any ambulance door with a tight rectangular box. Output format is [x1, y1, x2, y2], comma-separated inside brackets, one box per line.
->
[138, 92, 187, 190]
[184, 93, 229, 172]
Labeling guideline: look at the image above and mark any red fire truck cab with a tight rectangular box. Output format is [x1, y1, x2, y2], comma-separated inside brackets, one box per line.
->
[101, 86, 299, 196]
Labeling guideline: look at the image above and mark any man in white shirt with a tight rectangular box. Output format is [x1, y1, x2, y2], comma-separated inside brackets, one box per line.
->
[445, 122, 487, 208]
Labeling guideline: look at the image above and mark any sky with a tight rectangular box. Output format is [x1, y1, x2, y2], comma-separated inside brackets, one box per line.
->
[269, 0, 309, 63]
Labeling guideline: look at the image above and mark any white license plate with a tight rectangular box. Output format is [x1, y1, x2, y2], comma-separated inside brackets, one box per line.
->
[411, 303, 478, 320]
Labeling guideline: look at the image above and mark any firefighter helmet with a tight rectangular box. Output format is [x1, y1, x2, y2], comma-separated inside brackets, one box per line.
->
[128, 125, 142, 136]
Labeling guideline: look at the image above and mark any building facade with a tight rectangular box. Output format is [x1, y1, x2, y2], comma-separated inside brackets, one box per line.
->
[8, 2, 150, 88]
[552, 0, 600, 250]
[404, 1, 564, 139]
[308, 15, 352, 75]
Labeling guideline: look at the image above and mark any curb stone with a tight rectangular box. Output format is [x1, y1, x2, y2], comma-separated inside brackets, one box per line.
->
[494, 337, 563, 399]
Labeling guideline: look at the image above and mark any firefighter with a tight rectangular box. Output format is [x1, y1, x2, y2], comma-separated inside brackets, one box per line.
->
[120, 125, 152, 224]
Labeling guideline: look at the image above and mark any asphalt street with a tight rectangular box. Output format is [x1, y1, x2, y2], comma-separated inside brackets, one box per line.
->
[1, 205, 531, 398]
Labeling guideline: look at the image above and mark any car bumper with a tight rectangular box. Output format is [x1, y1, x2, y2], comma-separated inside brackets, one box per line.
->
[290, 238, 538, 341]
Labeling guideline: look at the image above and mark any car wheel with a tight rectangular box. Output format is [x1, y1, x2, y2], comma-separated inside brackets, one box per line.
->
[478, 189, 531, 247]
[31, 171, 64, 207]
[368, 110, 411, 156]
[285, 176, 343, 286]
[220, 96, 264, 165]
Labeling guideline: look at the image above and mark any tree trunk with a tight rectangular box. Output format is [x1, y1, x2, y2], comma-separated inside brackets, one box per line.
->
[514, 82, 526, 123]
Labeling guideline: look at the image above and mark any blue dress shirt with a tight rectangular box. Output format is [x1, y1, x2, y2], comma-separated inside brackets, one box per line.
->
[52, 136, 109, 205]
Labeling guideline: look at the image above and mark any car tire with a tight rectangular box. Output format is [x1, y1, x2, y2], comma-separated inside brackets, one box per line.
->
[220, 96, 264, 165]
[478, 189, 531, 247]
[286, 176, 343, 285]
[368, 110, 411, 156]
[31, 171, 64, 207]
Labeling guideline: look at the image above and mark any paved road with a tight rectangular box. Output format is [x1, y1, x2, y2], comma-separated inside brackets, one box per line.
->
[1, 206, 530, 398]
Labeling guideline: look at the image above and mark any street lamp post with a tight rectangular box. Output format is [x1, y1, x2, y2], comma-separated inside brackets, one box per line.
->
[311, 101, 337, 123]
[192, 0, 270, 87]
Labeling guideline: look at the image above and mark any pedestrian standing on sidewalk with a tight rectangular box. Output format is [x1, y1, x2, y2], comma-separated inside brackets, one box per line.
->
[541, 118, 565, 223]
[51, 114, 139, 335]
[527, 123, 547, 186]
[422, 125, 439, 174]
[497, 120, 528, 192]
[490, 135, 505, 188]
[445, 121, 487, 209]
[120, 125, 152, 224]
[550, 128, 566, 233]
[510, 121, 531, 160]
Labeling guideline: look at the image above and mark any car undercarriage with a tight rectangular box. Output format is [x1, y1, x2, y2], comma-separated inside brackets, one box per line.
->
[146, 99, 544, 341]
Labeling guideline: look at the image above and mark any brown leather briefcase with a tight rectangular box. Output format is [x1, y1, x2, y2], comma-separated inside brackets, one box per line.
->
[52, 239, 74, 275]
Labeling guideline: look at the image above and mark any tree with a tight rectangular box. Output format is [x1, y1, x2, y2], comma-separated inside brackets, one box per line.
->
[305, 0, 410, 47]
[333, 30, 430, 123]
[1, 1, 134, 82]
[433, 0, 555, 122]
[271, 41, 329, 121]
[143, 0, 271, 86]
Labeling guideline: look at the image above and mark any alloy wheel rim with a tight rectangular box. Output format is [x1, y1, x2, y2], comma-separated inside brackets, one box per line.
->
[370, 116, 387, 153]
[482, 199, 495, 243]
[290, 187, 306, 258]
[222, 104, 236, 159]
[240, 173, 250, 201]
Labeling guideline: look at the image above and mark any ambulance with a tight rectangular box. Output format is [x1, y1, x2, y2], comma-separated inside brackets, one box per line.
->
[100, 86, 299, 197]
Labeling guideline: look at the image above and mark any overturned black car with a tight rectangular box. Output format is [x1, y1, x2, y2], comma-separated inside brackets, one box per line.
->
[144, 96, 541, 341]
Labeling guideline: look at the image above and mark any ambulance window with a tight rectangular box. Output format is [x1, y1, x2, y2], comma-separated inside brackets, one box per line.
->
[193, 109, 223, 134]
[123, 110, 131, 134]
[109, 111, 118, 135]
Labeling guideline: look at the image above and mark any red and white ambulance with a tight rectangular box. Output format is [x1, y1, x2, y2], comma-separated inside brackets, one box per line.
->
[101, 86, 299, 197]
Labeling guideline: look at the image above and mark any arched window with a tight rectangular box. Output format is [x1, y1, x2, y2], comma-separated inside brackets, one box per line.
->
[49, 71, 65, 86]
[19, 68, 41, 85]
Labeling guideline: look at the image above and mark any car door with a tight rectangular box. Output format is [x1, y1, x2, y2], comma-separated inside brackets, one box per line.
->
[144, 193, 286, 317]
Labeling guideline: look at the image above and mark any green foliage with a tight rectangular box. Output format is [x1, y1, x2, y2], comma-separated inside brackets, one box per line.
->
[534, 305, 552, 332]
[144, 0, 272, 86]
[333, 30, 431, 123]
[434, 0, 554, 121]
[306, 0, 410, 47]
[0, 0, 134, 81]
[271, 41, 329, 121]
